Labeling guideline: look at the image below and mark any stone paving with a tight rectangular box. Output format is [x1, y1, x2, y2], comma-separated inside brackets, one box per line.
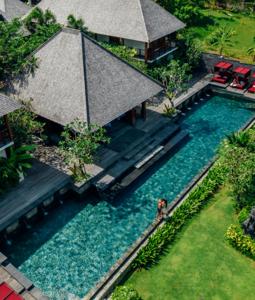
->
[0, 253, 48, 300]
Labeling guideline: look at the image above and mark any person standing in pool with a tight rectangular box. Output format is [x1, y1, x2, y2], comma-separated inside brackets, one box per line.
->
[157, 199, 168, 220]
[157, 199, 164, 220]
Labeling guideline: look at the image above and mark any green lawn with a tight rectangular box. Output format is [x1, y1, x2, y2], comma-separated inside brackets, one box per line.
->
[127, 186, 255, 300]
[188, 9, 255, 63]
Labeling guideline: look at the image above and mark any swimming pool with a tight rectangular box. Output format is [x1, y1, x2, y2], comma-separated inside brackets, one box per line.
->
[4, 93, 255, 299]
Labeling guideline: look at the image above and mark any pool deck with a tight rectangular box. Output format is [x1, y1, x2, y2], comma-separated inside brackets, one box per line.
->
[0, 160, 71, 233]
[0, 252, 49, 299]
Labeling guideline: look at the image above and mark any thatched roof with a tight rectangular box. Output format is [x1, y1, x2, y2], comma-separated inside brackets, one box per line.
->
[36, 0, 185, 43]
[0, 0, 29, 21]
[0, 93, 21, 117]
[9, 28, 163, 127]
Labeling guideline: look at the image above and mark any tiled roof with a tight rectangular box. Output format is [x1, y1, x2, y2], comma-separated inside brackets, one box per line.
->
[0, 93, 21, 117]
[36, 0, 185, 43]
[9, 28, 163, 127]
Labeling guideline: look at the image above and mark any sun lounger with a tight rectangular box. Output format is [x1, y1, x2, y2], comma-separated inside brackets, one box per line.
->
[0, 282, 24, 300]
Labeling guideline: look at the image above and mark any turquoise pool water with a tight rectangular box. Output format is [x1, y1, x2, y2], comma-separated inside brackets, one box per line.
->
[4, 94, 255, 299]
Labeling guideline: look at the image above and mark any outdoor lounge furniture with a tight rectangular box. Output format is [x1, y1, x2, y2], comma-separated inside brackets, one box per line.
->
[0, 282, 23, 300]
[248, 73, 255, 93]
[230, 66, 251, 90]
[211, 61, 233, 84]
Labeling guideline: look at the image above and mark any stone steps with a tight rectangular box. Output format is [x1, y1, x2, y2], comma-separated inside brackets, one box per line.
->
[123, 136, 155, 160]
[95, 129, 188, 192]
[119, 130, 189, 189]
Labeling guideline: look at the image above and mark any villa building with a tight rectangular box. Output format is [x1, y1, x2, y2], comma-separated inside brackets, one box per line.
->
[0, 94, 20, 157]
[8, 28, 163, 128]
[0, 0, 29, 21]
[36, 0, 185, 63]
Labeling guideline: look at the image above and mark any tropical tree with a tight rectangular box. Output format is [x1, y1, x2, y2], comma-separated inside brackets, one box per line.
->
[67, 14, 89, 33]
[208, 26, 236, 56]
[24, 7, 56, 33]
[219, 129, 255, 209]
[59, 119, 110, 182]
[0, 145, 35, 194]
[0, 9, 60, 84]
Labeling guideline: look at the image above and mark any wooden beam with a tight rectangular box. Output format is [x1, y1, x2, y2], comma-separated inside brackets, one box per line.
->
[144, 42, 149, 63]
[141, 102, 147, 121]
[128, 108, 136, 126]
[3, 115, 13, 141]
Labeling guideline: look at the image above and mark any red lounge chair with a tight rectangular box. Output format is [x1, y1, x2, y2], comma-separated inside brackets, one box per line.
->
[0, 282, 24, 300]
[248, 82, 255, 93]
[211, 61, 233, 84]
[230, 66, 251, 90]
[6, 293, 23, 300]
[248, 73, 255, 93]
[0, 283, 13, 300]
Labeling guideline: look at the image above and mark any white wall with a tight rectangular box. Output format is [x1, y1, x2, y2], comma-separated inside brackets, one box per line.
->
[123, 39, 145, 56]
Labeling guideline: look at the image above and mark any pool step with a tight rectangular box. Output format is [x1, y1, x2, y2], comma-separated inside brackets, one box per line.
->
[152, 124, 180, 143]
[96, 130, 189, 192]
[135, 146, 164, 169]
[119, 130, 189, 189]
[123, 137, 155, 160]
[94, 147, 120, 169]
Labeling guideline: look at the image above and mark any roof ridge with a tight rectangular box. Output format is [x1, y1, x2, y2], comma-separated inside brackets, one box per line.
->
[137, 0, 149, 43]
[80, 32, 90, 125]
[80, 31, 164, 88]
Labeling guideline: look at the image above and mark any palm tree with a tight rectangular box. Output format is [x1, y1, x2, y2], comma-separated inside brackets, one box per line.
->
[227, 131, 252, 149]
[247, 37, 255, 62]
[24, 7, 56, 33]
[67, 14, 88, 33]
[208, 25, 236, 56]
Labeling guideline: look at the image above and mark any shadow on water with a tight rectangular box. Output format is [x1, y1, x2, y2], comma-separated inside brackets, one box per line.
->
[1, 191, 101, 267]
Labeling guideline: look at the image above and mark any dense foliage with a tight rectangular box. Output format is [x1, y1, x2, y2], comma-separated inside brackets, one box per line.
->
[132, 161, 226, 269]
[218, 129, 255, 210]
[59, 119, 110, 182]
[8, 102, 45, 147]
[226, 225, 255, 259]
[155, 0, 206, 26]
[100, 43, 148, 74]
[207, 25, 236, 56]
[111, 285, 142, 300]
[0, 8, 61, 84]
[0, 145, 35, 195]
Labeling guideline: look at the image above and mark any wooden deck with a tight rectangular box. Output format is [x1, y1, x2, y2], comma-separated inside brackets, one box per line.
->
[0, 160, 71, 232]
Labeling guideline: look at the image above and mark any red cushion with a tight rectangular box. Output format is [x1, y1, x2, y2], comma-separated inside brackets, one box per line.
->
[6, 292, 23, 300]
[212, 76, 227, 84]
[248, 87, 255, 93]
[0, 283, 13, 300]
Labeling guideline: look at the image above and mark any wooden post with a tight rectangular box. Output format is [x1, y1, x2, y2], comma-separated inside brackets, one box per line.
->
[144, 42, 148, 63]
[4, 115, 13, 141]
[141, 102, 147, 121]
[128, 108, 136, 126]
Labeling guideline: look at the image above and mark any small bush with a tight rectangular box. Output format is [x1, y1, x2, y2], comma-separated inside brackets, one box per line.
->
[226, 225, 255, 259]
[238, 208, 250, 225]
[111, 285, 142, 300]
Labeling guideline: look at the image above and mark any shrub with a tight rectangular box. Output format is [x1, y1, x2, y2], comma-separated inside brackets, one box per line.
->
[132, 161, 226, 269]
[9, 104, 45, 147]
[111, 285, 142, 300]
[238, 208, 250, 225]
[226, 225, 255, 259]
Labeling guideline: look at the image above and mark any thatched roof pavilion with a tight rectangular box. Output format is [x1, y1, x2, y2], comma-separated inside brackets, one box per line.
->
[0, 0, 29, 21]
[9, 28, 163, 127]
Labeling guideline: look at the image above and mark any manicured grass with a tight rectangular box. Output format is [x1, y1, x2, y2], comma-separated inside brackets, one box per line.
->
[188, 9, 255, 63]
[127, 186, 255, 300]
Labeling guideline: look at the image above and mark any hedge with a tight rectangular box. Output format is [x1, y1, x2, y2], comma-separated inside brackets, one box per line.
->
[226, 225, 255, 259]
[132, 162, 227, 270]
[111, 285, 142, 300]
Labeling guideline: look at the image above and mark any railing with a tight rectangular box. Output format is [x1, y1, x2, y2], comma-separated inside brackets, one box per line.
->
[147, 41, 177, 62]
